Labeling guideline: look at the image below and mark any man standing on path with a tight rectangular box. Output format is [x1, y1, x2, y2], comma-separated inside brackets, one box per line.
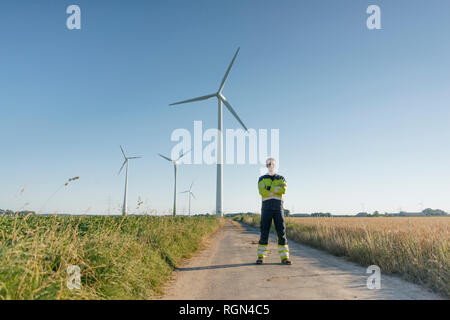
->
[256, 158, 292, 265]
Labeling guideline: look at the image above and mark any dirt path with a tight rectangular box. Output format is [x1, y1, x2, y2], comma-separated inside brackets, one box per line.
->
[161, 221, 443, 300]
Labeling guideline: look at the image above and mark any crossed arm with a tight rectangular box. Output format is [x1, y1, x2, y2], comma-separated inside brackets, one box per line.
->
[272, 182, 287, 195]
[258, 178, 287, 197]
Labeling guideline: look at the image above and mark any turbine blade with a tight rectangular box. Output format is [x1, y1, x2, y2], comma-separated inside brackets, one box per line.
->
[158, 154, 172, 162]
[191, 192, 196, 200]
[221, 97, 248, 131]
[189, 180, 194, 191]
[169, 94, 216, 106]
[180, 190, 189, 193]
[118, 160, 127, 175]
[128, 156, 142, 159]
[177, 149, 191, 161]
[218, 47, 240, 93]
[120, 145, 126, 158]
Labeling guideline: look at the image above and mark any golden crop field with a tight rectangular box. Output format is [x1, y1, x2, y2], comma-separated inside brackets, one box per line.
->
[238, 215, 450, 297]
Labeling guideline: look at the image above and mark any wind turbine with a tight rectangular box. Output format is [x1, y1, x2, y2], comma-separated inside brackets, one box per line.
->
[159, 150, 190, 217]
[169, 47, 248, 217]
[118, 145, 141, 216]
[181, 180, 196, 216]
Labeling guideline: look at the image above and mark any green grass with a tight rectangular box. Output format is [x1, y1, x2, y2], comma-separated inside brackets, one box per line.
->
[234, 214, 449, 297]
[0, 214, 223, 300]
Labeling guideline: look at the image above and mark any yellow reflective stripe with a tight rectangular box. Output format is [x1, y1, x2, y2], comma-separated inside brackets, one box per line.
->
[278, 245, 289, 254]
[262, 196, 282, 201]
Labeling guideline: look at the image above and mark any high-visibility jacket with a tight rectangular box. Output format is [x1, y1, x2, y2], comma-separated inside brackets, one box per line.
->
[258, 174, 287, 202]
[257, 173, 290, 261]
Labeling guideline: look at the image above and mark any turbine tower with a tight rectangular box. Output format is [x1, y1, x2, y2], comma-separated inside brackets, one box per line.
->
[181, 180, 196, 216]
[118, 145, 141, 216]
[169, 48, 248, 217]
[159, 150, 190, 217]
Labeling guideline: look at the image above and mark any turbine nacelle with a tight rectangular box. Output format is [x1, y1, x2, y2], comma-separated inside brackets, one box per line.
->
[118, 145, 141, 216]
[118, 145, 141, 175]
[159, 149, 191, 217]
[158, 149, 190, 165]
[169, 48, 248, 132]
[181, 180, 196, 216]
[168, 47, 246, 217]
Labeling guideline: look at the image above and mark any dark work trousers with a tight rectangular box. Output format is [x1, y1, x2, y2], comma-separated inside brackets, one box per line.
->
[258, 199, 287, 246]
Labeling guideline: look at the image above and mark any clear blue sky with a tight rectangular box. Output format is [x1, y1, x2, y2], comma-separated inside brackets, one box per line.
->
[1, 0, 449, 215]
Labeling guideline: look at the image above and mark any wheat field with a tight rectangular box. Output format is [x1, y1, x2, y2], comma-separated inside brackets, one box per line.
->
[237, 215, 449, 297]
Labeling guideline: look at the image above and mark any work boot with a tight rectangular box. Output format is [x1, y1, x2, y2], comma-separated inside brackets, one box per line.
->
[256, 258, 264, 265]
[281, 258, 292, 265]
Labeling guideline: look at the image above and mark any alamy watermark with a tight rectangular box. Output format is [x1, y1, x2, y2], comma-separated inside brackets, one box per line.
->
[367, 5, 381, 30]
[66, 5, 81, 30]
[67, 265, 81, 290]
[65, 4, 381, 31]
[170, 121, 280, 171]
[366, 265, 381, 289]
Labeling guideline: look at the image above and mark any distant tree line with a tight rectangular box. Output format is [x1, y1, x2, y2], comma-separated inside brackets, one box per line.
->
[310, 212, 332, 217]
[287, 208, 448, 218]
[421, 208, 448, 216]
[357, 208, 448, 217]
[0, 209, 36, 216]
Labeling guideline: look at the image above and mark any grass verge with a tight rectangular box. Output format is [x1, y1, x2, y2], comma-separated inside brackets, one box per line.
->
[0, 214, 224, 299]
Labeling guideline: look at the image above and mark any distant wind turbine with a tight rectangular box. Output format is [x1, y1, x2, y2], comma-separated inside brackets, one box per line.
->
[159, 150, 190, 217]
[169, 47, 248, 217]
[181, 180, 196, 216]
[118, 145, 141, 216]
